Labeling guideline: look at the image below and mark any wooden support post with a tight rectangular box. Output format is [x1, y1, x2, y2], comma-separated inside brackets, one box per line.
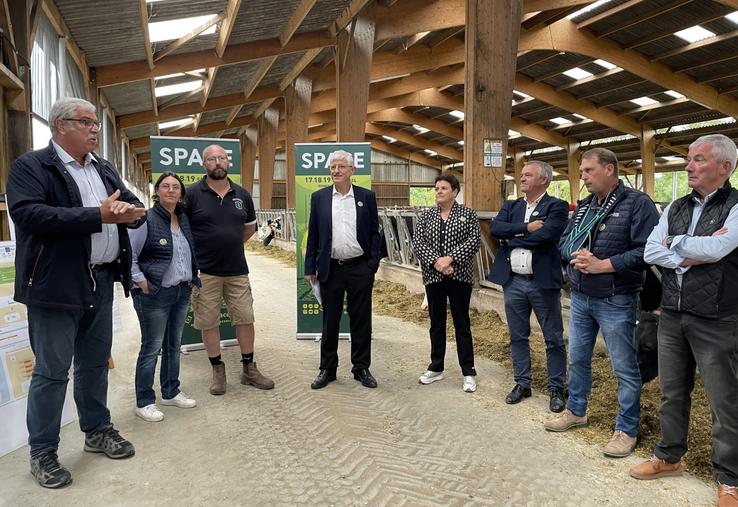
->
[640, 127, 656, 198]
[463, 0, 521, 211]
[7, 0, 31, 164]
[513, 149, 525, 197]
[335, 16, 375, 142]
[241, 127, 257, 193]
[257, 108, 279, 209]
[285, 77, 313, 208]
[567, 141, 581, 204]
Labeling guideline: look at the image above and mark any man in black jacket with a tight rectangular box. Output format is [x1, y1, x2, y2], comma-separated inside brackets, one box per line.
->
[7, 97, 146, 489]
[545, 147, 659, 459]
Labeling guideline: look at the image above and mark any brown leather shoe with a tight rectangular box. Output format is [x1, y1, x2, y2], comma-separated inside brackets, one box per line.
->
[629, 456, 683, 480]
[719, 484, 738, 507]
[241, 362, 275, 390]
[210, 362, 226, 395]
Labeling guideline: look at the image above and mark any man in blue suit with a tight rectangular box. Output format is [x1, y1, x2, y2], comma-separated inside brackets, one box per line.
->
[489, 160, 569, 412]
[304, 150, 381, 389]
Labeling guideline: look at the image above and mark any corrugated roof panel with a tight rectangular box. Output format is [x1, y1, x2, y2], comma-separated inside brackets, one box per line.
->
[104, 81, 153, 116]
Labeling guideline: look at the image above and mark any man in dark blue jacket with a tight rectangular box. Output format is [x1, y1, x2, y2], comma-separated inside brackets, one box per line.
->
[489, 161, 568, 413]
[545, 147, 659, 460]
[304, 150, 381, 390]
[7, 97, 145, 489]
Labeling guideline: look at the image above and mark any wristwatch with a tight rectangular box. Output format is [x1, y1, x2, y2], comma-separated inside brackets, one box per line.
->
[664, 235, 674, 248]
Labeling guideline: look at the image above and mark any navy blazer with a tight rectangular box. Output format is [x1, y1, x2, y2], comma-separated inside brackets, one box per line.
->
[304, 185, 381, 283]
[487, 194, 569, 290]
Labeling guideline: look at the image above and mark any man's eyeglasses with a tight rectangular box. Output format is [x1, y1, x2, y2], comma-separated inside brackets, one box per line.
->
[205, 155, 229, 163]
[159, 184, 181, 191]
[63, 118, 101, 129]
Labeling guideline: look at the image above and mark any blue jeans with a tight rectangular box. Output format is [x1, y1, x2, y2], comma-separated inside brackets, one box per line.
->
[503, 274, 566, 390]
[567, 291, 642, 437]
[26, 269, 114, 456]
[133, 284, 191, 408]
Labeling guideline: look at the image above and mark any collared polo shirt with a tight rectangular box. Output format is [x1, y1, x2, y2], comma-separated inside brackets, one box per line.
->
[185, 177, 256, 276]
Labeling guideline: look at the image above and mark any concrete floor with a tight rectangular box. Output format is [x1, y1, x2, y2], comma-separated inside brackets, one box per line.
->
[0, 253, 717, 506]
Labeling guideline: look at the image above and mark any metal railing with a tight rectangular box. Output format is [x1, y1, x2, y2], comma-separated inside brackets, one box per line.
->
[256, 207, 503, 292]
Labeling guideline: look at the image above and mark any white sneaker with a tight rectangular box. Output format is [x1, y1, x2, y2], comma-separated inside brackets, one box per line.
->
[161, 392, 197, 408]
[419, 370, 444, 385]
[463, 376, 477, 393]
[135, 404, 164, 422]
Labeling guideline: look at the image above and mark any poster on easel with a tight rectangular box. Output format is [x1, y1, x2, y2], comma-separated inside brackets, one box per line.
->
[294, 143, 372, 340]
[0, 241, 74, 457]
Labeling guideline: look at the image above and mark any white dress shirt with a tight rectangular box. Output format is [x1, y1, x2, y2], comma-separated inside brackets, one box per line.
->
[510, 192, 546, 275]
[52, 141, 119, 264]
[330, 185, 364, 260]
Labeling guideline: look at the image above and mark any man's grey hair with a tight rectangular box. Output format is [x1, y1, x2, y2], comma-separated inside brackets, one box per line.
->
[328, 149, 353, 167]
[49, 97, 97, 133]
[581, 147, 619, 177]
[525, 160, 553, 185]
[690, 134, 738, 176]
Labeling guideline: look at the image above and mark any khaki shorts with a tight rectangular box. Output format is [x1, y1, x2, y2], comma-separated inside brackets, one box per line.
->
[191, 273, 255, 330]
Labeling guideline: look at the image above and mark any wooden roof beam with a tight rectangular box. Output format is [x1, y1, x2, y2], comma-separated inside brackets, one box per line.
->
[215, 0, 242, 58]
[576, 0, 645, 29]
[137, 0, 154, 70]
[519, 19, 738, 118]
[624, 8, 732, 50]
[280, 0, 318, 46]
[329, 0, 375, 38]
[651, 28, 738, 62]
[366, 123, 462, 161]
[227, 55, 278, 125]
[96, 30, 333, 87]
[595, 0, 692, 39]
[395, 31, 431, 55]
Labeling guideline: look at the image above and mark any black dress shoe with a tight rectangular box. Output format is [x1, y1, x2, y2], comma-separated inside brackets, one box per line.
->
[310, 369, 336, 389]
[505, 384, 532, 404]
[353, 368, 377, 388]
[549, 388, 565, 413]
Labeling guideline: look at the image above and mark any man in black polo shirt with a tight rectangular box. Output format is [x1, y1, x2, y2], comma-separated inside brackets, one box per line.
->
[185, 144, 274, 395]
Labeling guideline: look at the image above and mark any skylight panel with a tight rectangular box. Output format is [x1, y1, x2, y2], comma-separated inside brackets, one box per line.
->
[413, 124, 429, 133]
[664, 90, 685, 99]
[566, 0, 615, 20]
[513, 90, 531, 100]
[457, 140, 464, 146]
[159, 117, 193, 129]
[663, 156, 684, 162]
[549, 117, 569, 125]
[630, 96, 659, 107]
[563, 67, 593, 80]
[149, 15, 219, 43]
[508, 130, 520, 138]
[449, 110, 465, 119]
[381, 135, 397, 143]
[593, 59, 617, 70]
[725, 11, 738, 25]
[424, 149, 437, 156]
[154, 80, 202, 97]
[674, 26, 715, 43]
[573, 113, 589, 120]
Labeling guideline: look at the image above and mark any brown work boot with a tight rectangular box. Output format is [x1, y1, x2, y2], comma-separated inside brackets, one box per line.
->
[241, 362, 275, 390]
[210, 362, 226, 395]
[602, 430, 637, 458]
[630, 456, 683, 480]
[544, 409, 588, 432]
[719, 484, 738, 507]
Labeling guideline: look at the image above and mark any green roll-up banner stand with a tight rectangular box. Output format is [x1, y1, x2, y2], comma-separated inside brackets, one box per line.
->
[294, 142, 372, 339]
[150, 136, 242, 350]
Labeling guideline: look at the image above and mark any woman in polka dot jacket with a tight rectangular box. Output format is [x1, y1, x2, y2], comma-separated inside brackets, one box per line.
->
[413, 172, 481, 393]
